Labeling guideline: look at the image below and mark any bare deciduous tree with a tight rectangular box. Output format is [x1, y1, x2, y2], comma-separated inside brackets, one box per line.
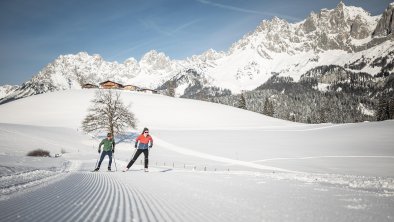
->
[82, 90, 137, 136]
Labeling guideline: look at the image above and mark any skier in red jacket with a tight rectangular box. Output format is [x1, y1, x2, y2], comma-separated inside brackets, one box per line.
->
[123, 127, 153, 172]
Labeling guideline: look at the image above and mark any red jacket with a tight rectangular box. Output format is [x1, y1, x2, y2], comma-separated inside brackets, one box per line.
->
[136, 134, 153, 144]
[135, 134, 153, 149]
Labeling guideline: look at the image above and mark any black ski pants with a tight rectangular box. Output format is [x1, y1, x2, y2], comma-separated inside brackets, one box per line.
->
[127, 149, 149, 169]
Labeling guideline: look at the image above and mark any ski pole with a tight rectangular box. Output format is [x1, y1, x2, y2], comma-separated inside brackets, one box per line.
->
[127, 148, 138, 167]
[113, 153, 117, 172]
[131, 148, 138, 160]
[94, 152, 101, 169]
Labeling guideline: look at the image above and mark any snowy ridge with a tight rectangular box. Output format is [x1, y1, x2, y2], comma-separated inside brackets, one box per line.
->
[1, 2, 394, 101]
[0, 85, 19, 99]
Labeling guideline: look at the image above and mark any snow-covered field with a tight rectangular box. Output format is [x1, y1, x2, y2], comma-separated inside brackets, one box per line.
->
[0, 89, 393, 221]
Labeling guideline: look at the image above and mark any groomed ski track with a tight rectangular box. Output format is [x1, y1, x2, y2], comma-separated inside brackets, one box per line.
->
[1, 160, 394, 222]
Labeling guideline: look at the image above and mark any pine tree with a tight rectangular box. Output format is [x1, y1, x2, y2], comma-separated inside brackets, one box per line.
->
[238, 93, 247, 109]
[389, 97, 394, 119]
[167, 81, 176, 97]
[377, 97, 389, 121]
[263, 98, 269, 115]
[268, 100, 274, 117]
[263, 98, 274, 117]
[318, 109, 326, 123]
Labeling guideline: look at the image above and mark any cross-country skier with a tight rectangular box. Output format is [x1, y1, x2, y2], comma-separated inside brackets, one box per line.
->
[123, 128, 153, 172]
[94, 133, 115, 171]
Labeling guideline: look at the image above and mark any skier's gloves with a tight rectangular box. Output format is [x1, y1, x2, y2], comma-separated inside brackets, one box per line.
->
[134, 145, 137, 148]
[149, 145, 152, 148]
[98, 149, 101, 153]
[112, 149, 115, 153]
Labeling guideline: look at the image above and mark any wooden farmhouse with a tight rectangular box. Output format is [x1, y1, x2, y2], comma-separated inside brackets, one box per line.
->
[99, 80, 124, 89]
[123, 85, 139, 91]
[84, 80, 158, 94]
[82, 83, 98, 89]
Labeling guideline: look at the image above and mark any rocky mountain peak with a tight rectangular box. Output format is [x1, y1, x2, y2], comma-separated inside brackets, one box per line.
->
[336, 1, 346, 12]
[372, 3, 394, 37]
[331, 2, 347, 28]
[189, 49, 225, 62]
[302, 12, 318, 33]
[123, 57, 138, 66]
[258, 16, 289, 32]
[140, 50, 159, 61]
[231, 1, 378, 55]
[139, 50, 172, 70]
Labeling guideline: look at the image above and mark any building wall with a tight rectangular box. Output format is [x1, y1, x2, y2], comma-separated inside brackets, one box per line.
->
[82, 84, 98, 89]
[124, 86, 137, 91]
[101, 82, 122, 89]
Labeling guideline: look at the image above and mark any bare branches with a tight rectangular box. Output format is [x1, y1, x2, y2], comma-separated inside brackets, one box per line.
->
[82, 90, 137, 136]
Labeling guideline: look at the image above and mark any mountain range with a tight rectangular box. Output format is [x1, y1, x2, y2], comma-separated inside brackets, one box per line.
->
[1, 1, 393, 104]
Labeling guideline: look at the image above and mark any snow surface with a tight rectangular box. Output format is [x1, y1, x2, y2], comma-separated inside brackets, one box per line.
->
[0, 89, 393, 221]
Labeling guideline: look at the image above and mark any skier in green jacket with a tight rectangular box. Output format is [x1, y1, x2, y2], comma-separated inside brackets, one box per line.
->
[94, 133, 115, 171]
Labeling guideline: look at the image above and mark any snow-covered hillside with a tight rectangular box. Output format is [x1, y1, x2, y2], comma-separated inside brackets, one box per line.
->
[0, 85, 18, 99]
[1, 2, 394, 102]
[0, 89, 293, 129]
[0, 89, 393, 221]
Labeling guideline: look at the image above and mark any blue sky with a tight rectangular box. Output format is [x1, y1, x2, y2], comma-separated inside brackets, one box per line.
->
[0, 0, 392, 85]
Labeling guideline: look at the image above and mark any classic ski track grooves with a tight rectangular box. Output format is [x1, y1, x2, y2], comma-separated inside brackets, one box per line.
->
[125, 178, 183, 222]
[0, 173, 74, 220]
[118, 174, 227, 222]
[0, 170, 211, 222]
[0, 168, 234, 222]
[1, 164, 393, 221]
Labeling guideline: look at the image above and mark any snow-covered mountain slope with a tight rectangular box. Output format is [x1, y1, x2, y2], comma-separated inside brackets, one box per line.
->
[0, 88, 393, 221]
[0, 89, 295, 129]
[200, 2, 393, 93]
[0, 85, 19, 99]
[1, 2, 394, 102]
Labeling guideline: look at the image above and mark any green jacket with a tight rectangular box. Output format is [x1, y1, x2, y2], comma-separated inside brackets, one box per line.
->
[99, 138, 115, 152]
